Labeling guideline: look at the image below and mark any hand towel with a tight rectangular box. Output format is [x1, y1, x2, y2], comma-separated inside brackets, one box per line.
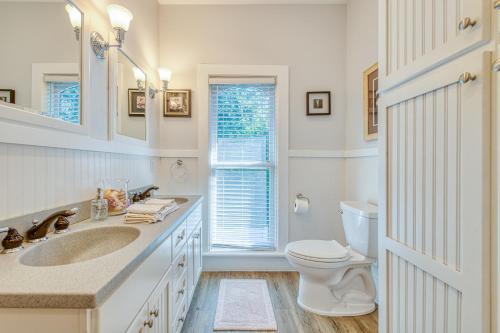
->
[145, 198, 176, 206]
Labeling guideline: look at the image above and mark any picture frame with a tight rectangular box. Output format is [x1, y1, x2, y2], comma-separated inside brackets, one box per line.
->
[128, 89, 146, 117]
[0, 89, 15, 104]
[306, 91, 331, 116]
[363, 63, 379, 141]
[164, 89, 191, 117]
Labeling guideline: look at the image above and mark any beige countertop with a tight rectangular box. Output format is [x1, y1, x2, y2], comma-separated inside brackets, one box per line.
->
[0, 195, 202, 309]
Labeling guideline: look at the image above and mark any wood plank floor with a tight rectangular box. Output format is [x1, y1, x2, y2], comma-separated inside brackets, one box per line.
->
[181, 272, 378, 333]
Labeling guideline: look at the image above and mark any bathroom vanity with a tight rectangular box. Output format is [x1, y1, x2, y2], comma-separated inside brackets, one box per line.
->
[0, 196, 203, 333]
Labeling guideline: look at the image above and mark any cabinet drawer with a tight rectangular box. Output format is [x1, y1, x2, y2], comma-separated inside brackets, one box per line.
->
[173, 296, 188, 333]
[172, 221, 187, 258]
[126, 301, 149, 333]
[173, 270, 188, 318]
[186, 204, 202, 238]
[173, 245, 188, 281]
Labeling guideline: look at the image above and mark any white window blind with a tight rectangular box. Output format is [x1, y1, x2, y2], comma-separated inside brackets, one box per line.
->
[209, 80, 277, 251]
[42, 74, 80, 124]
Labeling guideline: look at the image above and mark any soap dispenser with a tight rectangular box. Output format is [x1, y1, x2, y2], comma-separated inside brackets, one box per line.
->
[91, 188, 109, 221]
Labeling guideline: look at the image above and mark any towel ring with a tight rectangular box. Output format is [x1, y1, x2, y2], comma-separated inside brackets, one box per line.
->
[170, 159, 188, 183]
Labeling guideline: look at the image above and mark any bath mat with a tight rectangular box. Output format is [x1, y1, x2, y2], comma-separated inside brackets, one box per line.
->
[213, 279, 278, 331]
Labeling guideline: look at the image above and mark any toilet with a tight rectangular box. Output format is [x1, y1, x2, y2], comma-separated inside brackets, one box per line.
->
[285, 201, 378, 317]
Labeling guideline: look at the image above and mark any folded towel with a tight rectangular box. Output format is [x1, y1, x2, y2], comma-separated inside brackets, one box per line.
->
[145, 198, 175, 206]
[127, 203, 165, 214]
[124, 204, 179, 224]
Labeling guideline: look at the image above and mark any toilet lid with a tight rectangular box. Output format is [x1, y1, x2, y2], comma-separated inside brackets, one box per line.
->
[286, 240, 349, 262]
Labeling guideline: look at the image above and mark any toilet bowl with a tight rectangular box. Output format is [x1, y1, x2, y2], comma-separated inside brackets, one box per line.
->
[285, 201, 378, 317]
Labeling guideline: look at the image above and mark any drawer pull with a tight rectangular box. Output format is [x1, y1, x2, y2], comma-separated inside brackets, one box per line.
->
[150, 309, 159, 317]
[458, 72, 476, 84]
[178, 262, 185, 268]
[178, 288, 185, 296]
[144, 319, 154, 328]
[458, 17, 476, 31]
[493, 59, 500, 73]
[179, 317, 185, 323]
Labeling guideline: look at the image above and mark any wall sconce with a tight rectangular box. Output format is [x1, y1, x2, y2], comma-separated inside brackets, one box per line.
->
[90, 4, 133, 59]
[149, 68, 172, 98]
[133, 67, 146, 90]
[65, 4, 81, 41]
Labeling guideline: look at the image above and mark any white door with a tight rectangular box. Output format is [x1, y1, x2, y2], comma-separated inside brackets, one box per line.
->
[378, 49, 491, 333]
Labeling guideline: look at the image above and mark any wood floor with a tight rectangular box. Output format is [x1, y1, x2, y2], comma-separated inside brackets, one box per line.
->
[181, 272, 378, 333]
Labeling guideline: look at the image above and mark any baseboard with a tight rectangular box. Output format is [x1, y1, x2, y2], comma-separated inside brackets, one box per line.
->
[203, 252, 295, 272]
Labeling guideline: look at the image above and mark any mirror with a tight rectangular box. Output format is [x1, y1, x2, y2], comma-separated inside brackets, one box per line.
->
[115, 49, 147, 141]
[0, 0, 82, 125]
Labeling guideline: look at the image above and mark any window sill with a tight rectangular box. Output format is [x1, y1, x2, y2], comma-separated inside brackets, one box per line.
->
[204, 251, 285, 258]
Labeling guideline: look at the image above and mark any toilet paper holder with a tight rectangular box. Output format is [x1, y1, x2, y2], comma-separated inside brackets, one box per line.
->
[296, 193, 310, 204]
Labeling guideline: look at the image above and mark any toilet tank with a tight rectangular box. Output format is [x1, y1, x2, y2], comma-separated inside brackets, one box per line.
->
[340, 201, 378, 258]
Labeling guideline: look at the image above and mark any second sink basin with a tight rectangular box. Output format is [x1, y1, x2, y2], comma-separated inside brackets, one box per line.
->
[20, 226, 140, 267]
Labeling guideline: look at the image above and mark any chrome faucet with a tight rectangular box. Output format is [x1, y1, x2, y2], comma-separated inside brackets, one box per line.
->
[132, 186, 159, 202]
[26, 208, 79, 243]
[0, 227, 24, 254]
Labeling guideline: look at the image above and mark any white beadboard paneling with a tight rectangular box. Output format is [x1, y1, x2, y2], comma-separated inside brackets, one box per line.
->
[0, 143, 158, 221]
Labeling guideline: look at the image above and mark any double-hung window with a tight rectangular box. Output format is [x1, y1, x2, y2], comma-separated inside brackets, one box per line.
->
[209, 77, 277, 251]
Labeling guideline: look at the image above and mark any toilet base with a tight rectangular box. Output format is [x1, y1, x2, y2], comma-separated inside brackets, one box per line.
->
[297, 298, 376, 317]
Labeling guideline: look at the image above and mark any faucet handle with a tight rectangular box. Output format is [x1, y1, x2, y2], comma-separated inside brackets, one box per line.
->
[0, 228, 24, 254]
[32, 219, 40, 226]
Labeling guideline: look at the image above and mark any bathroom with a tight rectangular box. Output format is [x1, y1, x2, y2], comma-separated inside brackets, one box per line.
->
[0, 0, 495, 332]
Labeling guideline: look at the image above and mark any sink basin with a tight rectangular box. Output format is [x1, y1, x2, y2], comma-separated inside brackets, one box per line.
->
[164, 197, 189, 205]
[20, 226, 140, 267]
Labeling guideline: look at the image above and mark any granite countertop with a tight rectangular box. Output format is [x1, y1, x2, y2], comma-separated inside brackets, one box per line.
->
[0, 195, 202, 309]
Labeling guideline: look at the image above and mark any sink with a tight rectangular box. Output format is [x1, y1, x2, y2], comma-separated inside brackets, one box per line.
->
[20, 226, 140, 267]
[163, 197, 189, 205]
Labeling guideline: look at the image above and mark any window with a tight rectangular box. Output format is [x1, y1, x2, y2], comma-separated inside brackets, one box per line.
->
[42, 74, 80, 124]
[209, 78, 276, 251]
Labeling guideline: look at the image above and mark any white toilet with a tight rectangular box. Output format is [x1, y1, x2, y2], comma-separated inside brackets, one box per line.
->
[285, 201, 378, 317]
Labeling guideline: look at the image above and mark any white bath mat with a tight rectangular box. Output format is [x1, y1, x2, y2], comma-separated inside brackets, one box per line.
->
[214, 279, 278, 331]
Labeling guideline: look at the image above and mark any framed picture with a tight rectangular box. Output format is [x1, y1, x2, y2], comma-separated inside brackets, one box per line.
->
[306, 91, 331, 116]
[164, 89, 191, 117]
[363, 63, 379, 140]
[128, 89, 146, 117]
[0, 89, 15, 104]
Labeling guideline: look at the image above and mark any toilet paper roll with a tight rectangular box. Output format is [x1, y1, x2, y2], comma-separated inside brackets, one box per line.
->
[294, 197, 309, 214]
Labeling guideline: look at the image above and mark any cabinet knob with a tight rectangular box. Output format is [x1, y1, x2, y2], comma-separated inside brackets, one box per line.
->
[143, 319, 154, 328]
[493, 59, 500, 73]
[495, 0, 500, 10]
[178, 288, 185, 295]
[179, 317, 185, 323]
[458, 72, 476, 84]
[458, 17, 476, 31]
[150, 309, 159, 317]
[178, 262, 185, 268]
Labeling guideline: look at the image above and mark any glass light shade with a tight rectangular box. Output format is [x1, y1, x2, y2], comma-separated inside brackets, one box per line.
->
[133, 67, 146, 82]
[158, 68, 172, 82]
[107, 4, 133, 31]
[65, 4, 81, 29]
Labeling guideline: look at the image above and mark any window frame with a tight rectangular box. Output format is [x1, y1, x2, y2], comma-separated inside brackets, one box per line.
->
[198, 64, 289, 255]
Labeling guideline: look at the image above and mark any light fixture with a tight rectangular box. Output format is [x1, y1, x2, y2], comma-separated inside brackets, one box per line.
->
[65, 4, 81, 41]
[90, 4, 133, 59]
[149, 68, 172, 98]
[133, 67, 146, 90]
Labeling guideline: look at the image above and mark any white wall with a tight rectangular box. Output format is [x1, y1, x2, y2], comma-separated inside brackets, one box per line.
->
[0, 0, 161, 221]
[344, 0, 379, 205]
[158, 4, 348, 244]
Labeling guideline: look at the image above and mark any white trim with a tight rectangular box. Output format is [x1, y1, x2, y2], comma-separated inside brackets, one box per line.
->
[288, 148, 378, 158]
[203, 252, 294, 271]
[159, 0, 346, 4]
[158, 150, 200, 158]
[343, 148, 378, 158]
[198, 64, 290, 255]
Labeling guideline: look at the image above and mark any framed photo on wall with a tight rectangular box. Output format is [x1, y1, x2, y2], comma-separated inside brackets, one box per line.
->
[306, 91, 331, 116]
[0, 89, 15, 104]
[363, 63, 378, 140]
[164, 89, 191, 117]
[128, 89, 146, 117]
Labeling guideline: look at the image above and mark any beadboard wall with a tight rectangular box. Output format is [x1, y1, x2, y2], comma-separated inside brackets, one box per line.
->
[0, 143, 159, 221]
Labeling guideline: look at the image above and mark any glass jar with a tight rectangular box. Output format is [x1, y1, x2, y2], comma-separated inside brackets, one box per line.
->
[99, 179, 129, 216]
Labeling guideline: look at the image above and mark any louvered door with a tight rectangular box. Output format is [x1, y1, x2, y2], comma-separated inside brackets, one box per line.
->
[378, 49, 491, 333]
[380, 0, 490, 90]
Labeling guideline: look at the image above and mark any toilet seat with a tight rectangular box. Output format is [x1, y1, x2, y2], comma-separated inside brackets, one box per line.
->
[286, 240, 350, 263]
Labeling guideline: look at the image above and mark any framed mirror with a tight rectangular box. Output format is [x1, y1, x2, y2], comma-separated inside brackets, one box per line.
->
[0, 0, 83, 128]
[110, 48, 147, 142]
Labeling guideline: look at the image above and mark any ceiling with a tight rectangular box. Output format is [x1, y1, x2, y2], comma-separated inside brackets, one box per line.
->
[158, 0, 347, 4]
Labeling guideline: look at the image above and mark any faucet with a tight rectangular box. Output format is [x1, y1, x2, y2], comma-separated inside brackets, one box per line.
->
[0, 227, 24, 254]
[26, 208, 79, 243]
[132, 186, 159, 202]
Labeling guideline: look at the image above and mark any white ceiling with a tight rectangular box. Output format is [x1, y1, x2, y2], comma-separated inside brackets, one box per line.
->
[158, 0, 346, 5]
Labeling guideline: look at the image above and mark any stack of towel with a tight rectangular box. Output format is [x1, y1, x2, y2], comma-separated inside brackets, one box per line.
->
[124, 198, 179, 224]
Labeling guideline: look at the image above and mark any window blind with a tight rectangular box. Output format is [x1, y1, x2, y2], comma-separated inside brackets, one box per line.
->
[43, 80, 80, 124]
[209, 82, 276, 251]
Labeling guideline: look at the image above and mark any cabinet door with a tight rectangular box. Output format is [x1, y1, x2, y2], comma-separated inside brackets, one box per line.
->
[192, 225, 202, 288]
[148, 289, 163, 333]
[380, 0, 490, 90]
[126, 302, 150, 333]
[187, 236, 195, 303]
